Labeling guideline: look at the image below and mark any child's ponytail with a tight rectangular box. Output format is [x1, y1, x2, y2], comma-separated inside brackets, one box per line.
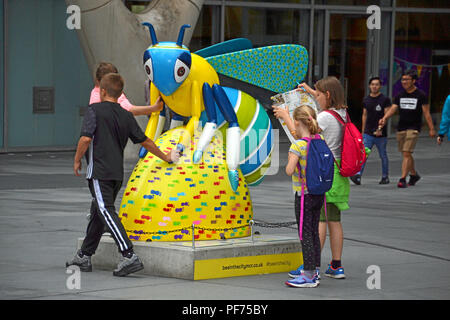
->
[293, 105, 320, 135]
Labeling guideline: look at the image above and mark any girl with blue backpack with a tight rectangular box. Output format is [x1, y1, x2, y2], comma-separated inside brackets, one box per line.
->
[282, 105, 334, 288]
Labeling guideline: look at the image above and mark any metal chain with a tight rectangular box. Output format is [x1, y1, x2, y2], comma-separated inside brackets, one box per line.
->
[126, 220, 297, 236]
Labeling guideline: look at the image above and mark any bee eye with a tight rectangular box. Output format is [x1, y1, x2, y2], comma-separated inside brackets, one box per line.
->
[177, 67, 185, 77]
[174, 59, 189, 83]
[144, 58, 153, 82]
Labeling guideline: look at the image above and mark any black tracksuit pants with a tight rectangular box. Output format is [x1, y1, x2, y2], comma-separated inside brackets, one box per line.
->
[81, 179, 133, 256]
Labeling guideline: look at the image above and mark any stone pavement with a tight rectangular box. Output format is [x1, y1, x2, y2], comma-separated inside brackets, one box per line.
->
[0, 135, 449, 300]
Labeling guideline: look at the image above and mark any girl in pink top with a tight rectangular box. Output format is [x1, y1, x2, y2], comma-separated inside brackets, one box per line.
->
[90, 62, 163, 116]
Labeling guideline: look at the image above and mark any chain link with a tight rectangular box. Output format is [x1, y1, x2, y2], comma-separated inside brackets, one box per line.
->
[126, 220, 297, 236]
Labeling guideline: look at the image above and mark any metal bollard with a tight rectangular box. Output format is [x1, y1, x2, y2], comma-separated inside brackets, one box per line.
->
[249, 220, 254, 243]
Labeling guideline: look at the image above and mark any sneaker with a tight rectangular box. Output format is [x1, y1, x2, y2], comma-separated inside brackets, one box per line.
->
[397, 178, 407, 188]
[285, 274, 318, 288]
[324, 263, 346, 279]
[288, 265, 320, 281]
[408, 173, 421, 186]
[66, 250, 92, 272]
[379, 177, 390, 184]
[288, 265, 304, 278]
[350, 174, 361, 185]
[113, 253, 144, 277]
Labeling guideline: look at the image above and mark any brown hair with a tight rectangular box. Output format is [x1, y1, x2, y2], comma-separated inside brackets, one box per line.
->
[292, 105, 320, 135]
[315, 76, 346, 110]
[95, 62, 118, 82]
[99, 73, 124, 99]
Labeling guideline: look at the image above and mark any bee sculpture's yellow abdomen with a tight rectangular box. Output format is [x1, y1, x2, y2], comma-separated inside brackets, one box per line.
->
[118, 127, 253, 242]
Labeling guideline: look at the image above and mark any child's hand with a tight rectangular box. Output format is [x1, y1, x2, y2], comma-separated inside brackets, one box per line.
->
[296, 82, 316, 96]
[272, 105, 290, 121]
[74, 160, 82, 176]
[151, 96, 164, 112]
[167, 148, 181, 164]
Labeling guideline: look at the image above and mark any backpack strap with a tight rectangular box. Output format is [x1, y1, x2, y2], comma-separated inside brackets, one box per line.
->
[323, 110, 346, 169]
[295, 138, 311, 241]
[324, 109, 347, 125]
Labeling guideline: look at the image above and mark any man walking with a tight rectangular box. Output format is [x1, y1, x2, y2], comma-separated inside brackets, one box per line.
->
[351, 77, 391, 185]
[379, 70, 436, 188]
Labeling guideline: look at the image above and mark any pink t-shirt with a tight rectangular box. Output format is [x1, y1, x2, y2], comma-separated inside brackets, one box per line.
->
[89, 86, 133, 111]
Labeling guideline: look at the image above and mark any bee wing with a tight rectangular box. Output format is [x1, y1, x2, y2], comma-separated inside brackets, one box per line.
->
[194, 38, 253, 58]
[206, 44, 308, 93]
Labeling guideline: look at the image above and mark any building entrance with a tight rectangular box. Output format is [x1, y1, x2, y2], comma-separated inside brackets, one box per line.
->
[324, 12, 379, 130]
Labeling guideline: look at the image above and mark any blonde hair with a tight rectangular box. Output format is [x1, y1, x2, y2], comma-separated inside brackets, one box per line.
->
[315, 76, 347, 110]
[292, 105, 320, 135]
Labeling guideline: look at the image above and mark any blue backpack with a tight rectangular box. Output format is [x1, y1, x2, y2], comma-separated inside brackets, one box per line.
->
[296, 134, 334, 240]
[297, 134, 334, 195]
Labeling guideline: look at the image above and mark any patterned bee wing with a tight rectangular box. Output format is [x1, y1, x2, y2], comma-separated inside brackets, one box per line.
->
[206, 44, 308, 93]
[194, 38, 253, 58]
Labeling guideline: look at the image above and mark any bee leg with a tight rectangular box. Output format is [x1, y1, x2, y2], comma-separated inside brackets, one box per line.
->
[169, 111, 185, 130]
[139, 106, 167, 158]
[154, 105, 167, 138]
[193, 83, 217, 164]
[212, 84, 240, 192]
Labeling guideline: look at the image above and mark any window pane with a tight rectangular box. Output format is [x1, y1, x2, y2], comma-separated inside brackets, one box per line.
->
[226, 0, 310, 3]
[190, 6, 216, 52]
[225, 7, 310, 48]
[396, 0, 450, 8]
[316, 0, 391, 5]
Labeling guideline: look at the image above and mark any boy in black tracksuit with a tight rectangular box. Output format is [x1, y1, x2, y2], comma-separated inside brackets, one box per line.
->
[66, 73, 179, 277]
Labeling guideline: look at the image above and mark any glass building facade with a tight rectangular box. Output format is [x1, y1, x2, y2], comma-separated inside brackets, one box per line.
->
[185, 0, 450, 133]
[1, 0, 449, 152]
[126, 0, 449, 134]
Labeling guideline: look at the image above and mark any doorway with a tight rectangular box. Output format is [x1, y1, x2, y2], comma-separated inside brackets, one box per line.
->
[324, 12, 380, 130]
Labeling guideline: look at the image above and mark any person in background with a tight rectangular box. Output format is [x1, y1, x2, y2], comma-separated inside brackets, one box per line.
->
[350, 77, 391, 185]
[437, 94, 450, 145]
[379, 70, 436, 188]
[90, 62, 164, 116]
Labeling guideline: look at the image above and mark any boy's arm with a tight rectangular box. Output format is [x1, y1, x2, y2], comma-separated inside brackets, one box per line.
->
[361, 108, 367, 134]
[379, 104, 398, 127]
[422, 104, 436, 137]
[140, 138, 180, 163]
[74, 136, 92, 176]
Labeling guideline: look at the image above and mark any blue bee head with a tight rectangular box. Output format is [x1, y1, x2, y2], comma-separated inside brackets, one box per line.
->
[142, 23, 192, 96]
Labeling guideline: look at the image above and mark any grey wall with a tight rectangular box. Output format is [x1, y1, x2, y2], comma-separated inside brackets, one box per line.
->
[3, 0, 92, 150]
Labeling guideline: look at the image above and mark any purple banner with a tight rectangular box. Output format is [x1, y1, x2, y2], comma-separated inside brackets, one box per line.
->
[393, 47, 431, 99]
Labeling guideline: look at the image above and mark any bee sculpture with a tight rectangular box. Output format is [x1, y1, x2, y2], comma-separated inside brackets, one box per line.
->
[118, 23, 308, 241]
[140, 23, 276, 192]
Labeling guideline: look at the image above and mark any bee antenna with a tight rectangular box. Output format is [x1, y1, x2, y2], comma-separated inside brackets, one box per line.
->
[142, 22, 158, 45]
[176, 24, 191, 47]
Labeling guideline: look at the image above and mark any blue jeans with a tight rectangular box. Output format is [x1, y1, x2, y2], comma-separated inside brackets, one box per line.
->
[359, 134, 389, 177]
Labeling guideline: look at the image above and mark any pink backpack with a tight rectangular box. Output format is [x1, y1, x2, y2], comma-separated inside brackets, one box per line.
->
[324, 110, 366, 177]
